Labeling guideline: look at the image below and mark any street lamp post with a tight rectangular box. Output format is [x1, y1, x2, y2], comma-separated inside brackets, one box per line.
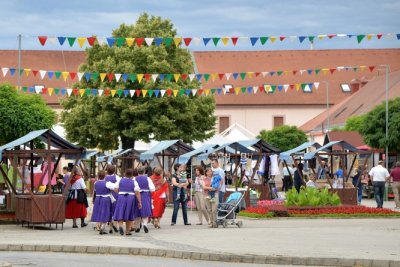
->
[322, 81, 330, 132]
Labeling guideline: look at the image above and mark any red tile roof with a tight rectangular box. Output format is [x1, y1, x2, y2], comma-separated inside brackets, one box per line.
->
[324, 131, 366, 148]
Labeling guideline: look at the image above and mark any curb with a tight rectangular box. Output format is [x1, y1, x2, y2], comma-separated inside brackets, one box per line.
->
[1, 244, 399, 267]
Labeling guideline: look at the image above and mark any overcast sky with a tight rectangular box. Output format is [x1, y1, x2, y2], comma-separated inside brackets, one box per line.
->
[0, 0, 399, 50]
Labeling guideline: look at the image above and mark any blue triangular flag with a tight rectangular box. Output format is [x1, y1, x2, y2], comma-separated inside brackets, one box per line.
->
[154, 89, 160, 97]
[247, 87, 252, 94]
[278, 85, 283, 92]
[61, 88, 66, 95]
[106, 37, 115, 47]
[47, 71, 54, 79]
[307, 69, 313, 75]
[159, 74, 165, 81]
[217, 88, 222, 95]
[154, 37, 163, 46]
[9, 68, 16, 76]
[29, 86, 35, 93]
[203, 38, 211, 46]
[250, 37, 258, 46]
[122, 73, 128, 82]
[196, 74, 202, 81]
[397, 34, 400, 40]
[84, 72, 91, 81]
[123, 90, 129, 97]
[348, 34, 354, 38]
[232, 73, 239, 80]
[269, 72, 275, 76]
[308, 83, 314, 90]
[299, 36, 306, 43]
[185, 89, 191, 96]
[91, 89, 97, 96]
[58, 37, 66, 45]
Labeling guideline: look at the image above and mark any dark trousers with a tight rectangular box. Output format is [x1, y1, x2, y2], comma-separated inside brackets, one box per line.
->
[373, 181, 385, 208]
[282, 175, 293, 192]
[171, 191, 188, 224]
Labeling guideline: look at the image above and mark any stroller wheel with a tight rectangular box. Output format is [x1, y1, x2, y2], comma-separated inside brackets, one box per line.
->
[222, 221, 228, 228]
[236, 221, 243, 228]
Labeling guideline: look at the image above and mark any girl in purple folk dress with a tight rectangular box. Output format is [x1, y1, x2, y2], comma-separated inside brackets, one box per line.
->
[134, 166, 155, 234]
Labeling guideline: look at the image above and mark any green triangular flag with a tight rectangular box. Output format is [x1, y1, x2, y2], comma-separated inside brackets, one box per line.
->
[301, 83, 307, 90]
[166, 73, 173, 81]
[277, 71, 283, 76]
[308, 36, 315, 43]
[85, 88, 91, 96]
[203, 74, 210, 81]
[92, 72, 99, 81]
[129, 73, 137, 82]
[116, 37, 125, 47]
[241, 87, 246, 94]
[240, 73, 246, 80]
[117, 89, 123, 97]
[179, 89, 185, 96]
[164, 37, 173, 47]
[357, 35, 365, 44]
[54, 71, 61, 79]
[353, 67, 358, 72]
[148, 89, 154, 97]
[271, 85, 276, 92]
[212, 37, 220, 46]
[67, 37, 76, 47]
[260, 37, 268, 45]
[22, 86, 27, 92]
[315, 69, 321, 75]
[54, 88, 60, 95]
[211, 88, 216, 94]
[20, 69, 24, 75]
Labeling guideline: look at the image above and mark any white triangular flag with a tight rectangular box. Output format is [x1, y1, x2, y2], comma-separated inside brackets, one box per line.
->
[129, 90, 135, 97]
[160, 90, 166, 97]
[115, 73, 121, 82]
[225, 73, 231, 80]
[384, 33, 395, 40]
[35, 86, 42, 94]
[188, 74, 196, 81]
[39, 70, 47, 79]
[77, 72, 84, 81]
[98, 89, 104, 96]
[191, 37, 201, 46]
[191, 89, 197, 96]
[97, 37, 107, 45]
[337, 34, 347, 38]
[283, 84, 289, 92]
[1, 67, 8, 77]
[261, 72, 269, 77]
[145, 38, 154, 46]
[48, 37, 57, 44]
[289, 36, 297, 42]
[253, 86, 258, 94]
[314, 82, 320, 90]
[238, 37, 249, 45]
[299, 70, 306, 75]
[151, 74, 158, 82]
[66, 88, 73, 96]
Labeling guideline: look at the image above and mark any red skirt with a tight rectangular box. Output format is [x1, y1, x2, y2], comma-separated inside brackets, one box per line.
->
[65, 199, 87, 219]
[152, 197, 166, 218]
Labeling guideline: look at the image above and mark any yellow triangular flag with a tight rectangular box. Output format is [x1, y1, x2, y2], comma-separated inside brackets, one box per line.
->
[367, 34, 374, 40]
[359, 66, 367, 72]
[24, 69, 31, 76]
[318, 35, 326, 40]
[204, 89, 210, 96]
[77, 37, 86, 48]
[100, 73, 107, 82]
[295, 84, 301, 91]
[174, 37, 182, 46]
[142, 90, 148, 97]
[221, 37, 229, 46]
[234, 87, 240, 95]
[126, 38, 135, 47]
[246, 72, 254, 79]
[211, 73, 218, 82]
[173, 89, 179, 97]
[137, 74, 144, 83]
[270, 36, 277, 43]
[62, 72, 69, 81]
[284, 70, 291, 76]
[79, 89, 85, 97]
[173, 74, 180, 82]
[321, 68, 329, 75]
[48, 88, 53, 96]
[111, 89, 117, 97]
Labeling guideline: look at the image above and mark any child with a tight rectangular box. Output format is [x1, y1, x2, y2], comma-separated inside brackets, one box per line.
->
[306, 174, 317, 188]
[176, 164, 188, 201]
[208, 174, 222, 202]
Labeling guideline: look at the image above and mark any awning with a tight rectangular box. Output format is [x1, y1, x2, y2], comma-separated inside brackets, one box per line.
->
[304, 140, 367, 160]
[279, 141, 321, 161]
[177, 143, 218, 164]
[96, 148, 135, 163]
[140, 140, 193, 161]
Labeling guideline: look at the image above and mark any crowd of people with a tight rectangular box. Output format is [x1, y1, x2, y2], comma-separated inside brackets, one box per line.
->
[63, 158, 226, 234]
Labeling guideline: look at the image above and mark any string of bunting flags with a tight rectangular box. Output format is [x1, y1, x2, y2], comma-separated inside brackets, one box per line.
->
[15, 82, 321, 97]
[36, 33, 400, 48]
[1, 65, 377, 83]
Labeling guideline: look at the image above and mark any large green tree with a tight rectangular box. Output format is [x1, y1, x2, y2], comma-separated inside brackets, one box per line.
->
[0, 83, 56, 145]
[359, 98, 400, 151]
[344, 114, 366, 132]
[257, 125, 308, 152]
[61, 13, 216, 150]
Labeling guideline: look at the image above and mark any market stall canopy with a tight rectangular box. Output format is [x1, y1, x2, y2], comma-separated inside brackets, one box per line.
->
[177, 143, 219, 164]
[96, 148, 135, 163]
[197, 139, 280, 161]
[279, 141, 322, 161]
[140, 140, 193, 161]
[0, 129, 84, 160]
[304, 140, 369, 160]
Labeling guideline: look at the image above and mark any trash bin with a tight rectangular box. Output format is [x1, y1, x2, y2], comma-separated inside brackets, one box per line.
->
[268, 179, 278, 199]
[249, 190, 258, 206]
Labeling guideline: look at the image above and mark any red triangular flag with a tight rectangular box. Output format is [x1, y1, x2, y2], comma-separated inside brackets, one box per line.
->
[32, 70, 38, 77]
[136, 38, 144, 47]
[231, 37, 239, 46]
[38, 36, 47, 46]
[376, 34, 383, 39]
[72, 88, 79, 96]
[69, 72, 77, 80]
[255, 72, 261, 77]
[42, 88, 48, 94]
[183, 38, 192, 46]
[107, 73, 114, 82]
[328, 34, 336, 39]
[292, 70, 297, 75]
[144, 73, 151, 81]
[104, 89, 110, 96]
[198, 89, 203, 95]
[166, 89, 172, 96]
[280, 36, 286, 41]
[289, 84, 295, 90]
[181, 74, 188, 81]
[87, 36, 97, 46]
[258, 86, 264, 93]
[369, 66, 375, 72]
[330, 68, 336, 74]
[218, 73, 225, 80]
[135, 90, 141, 97]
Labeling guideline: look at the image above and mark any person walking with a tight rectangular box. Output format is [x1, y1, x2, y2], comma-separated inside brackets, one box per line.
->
[203, 167, 220, 228]
[171, 163, 191, 226]
[104, 165, 120, 233]
[282, 164, 294, 192]
[211, 159, 225, 203]
[193, 166, 209, 225]
[65, 168, 88, 228]
[134, 166, 155, 233]
[389, 161, 400, 209]
[150, 166, 169, 228]
[369, 161, 390, 208]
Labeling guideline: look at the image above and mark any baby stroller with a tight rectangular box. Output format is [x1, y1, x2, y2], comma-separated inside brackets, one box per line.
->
[216, 192, 244, 228]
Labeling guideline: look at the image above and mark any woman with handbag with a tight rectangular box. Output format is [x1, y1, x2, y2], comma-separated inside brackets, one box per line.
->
[65, 167, 88, 228]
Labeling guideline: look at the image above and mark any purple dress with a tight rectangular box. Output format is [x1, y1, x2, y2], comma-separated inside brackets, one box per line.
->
[113, 178, 137, 221]
[134, 175, 152, 218]
[91, 180, 112, 223]
[105, 175, 118, 216]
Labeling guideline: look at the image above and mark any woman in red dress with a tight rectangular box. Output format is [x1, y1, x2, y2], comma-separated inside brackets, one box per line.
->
[150, 167, 169, 228]
[65, 168, 88, 228]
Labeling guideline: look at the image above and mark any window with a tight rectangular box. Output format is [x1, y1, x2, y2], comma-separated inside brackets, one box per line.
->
[219, 116, 230, 133]
[273, 116, 284, 128]
[341, 84, 351, 92]
[223, 84, 233, 94]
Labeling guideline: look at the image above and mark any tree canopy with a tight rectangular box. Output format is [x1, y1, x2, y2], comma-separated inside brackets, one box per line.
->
[61, 13, 216, 150]
[359, 98, 400, 152]
[0, 83, 56, 145]
[257, 125, 308, 152]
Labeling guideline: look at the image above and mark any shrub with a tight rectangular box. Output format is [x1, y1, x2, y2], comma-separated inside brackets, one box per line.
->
[285, 187, 341, 207]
